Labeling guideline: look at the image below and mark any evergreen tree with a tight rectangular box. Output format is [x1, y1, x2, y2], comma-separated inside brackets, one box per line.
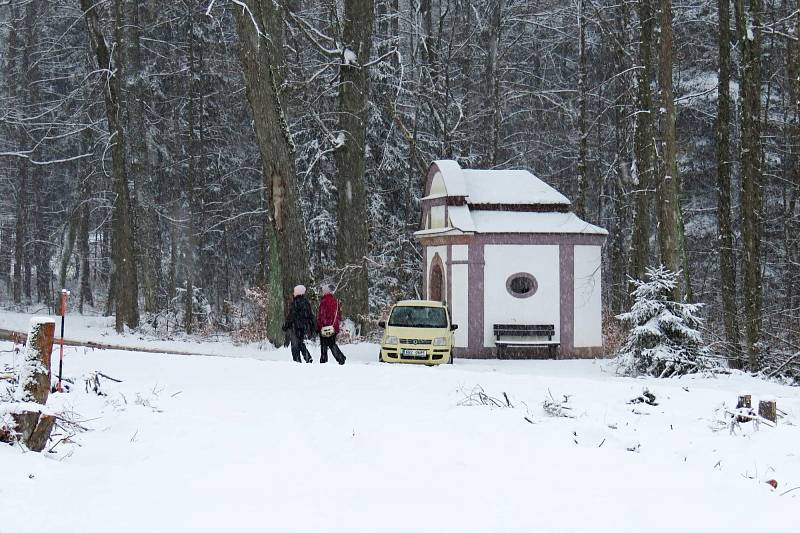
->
[616, 266, 713, 378]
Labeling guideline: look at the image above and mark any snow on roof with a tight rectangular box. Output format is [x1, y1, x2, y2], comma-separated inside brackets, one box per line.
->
[431, 160, 468, 196]
[469, 211, 608, 235]
[395, 299, 446, 307]
[414, 227, 465, 237]
[447, 204, 476, 232]
[462, 169, 570, 206]
[432, 160, 570, 206]
[415, 211, 607, 236]
[420, 161, 606, 237]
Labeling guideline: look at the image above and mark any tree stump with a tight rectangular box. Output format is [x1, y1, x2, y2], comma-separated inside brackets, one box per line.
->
[759, 400, 777, 423]
[736, 394, 751, 409]
[1, 317, 57, 452]
[15, 317, 55, 403]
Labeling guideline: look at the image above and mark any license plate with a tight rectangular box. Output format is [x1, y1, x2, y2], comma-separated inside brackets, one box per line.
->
[401, 349, 427, 357]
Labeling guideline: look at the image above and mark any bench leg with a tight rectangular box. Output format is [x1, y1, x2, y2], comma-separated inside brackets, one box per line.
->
[496, 344, 505, 360]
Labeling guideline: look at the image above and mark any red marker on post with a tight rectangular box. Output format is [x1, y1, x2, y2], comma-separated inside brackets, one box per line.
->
[56, 289, 70, 393]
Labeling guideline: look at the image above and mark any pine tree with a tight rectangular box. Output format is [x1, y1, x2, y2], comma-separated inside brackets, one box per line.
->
[616, 266, 713, 378]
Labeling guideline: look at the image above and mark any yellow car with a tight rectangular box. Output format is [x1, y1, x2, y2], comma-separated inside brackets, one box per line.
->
[378, 300, 457, 365]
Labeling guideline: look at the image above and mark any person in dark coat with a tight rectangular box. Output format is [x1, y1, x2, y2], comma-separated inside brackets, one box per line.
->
[316, 284, 346, 365]
[283, 285, 315, 363]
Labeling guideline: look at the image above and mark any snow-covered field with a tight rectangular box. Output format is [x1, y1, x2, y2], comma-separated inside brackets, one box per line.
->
[1, 312, 799, 532]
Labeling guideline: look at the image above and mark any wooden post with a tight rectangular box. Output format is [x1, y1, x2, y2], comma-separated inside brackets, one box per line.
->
[737, 394, 751, 409]
[759, 400, 777, 423]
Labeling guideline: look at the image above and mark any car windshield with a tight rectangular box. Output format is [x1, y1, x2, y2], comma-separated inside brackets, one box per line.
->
[388, 306, 448, 328]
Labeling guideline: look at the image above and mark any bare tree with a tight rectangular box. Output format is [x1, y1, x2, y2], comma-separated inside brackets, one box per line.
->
[735, 0, 763, 368]
[233, 0, 311, 344]
[716, 0, 742, 367]
[334, 0, 375, 327]
[655, 0, 685, 299]
[79, 0, 140, 331]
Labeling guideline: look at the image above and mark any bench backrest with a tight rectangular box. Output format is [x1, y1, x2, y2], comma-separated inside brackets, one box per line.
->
[493, 324, 555, 337]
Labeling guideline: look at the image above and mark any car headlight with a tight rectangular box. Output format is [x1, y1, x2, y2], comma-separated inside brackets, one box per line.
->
[384, 336, 399, 345]
[433, 337, 447, 346]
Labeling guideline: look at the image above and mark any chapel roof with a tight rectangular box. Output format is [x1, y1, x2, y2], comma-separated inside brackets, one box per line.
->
[417, 160, 608, 237]
[424, 160, 571, 206]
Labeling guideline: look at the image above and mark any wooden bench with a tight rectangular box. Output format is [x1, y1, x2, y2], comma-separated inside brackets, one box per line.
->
[493, 324, 559, 359]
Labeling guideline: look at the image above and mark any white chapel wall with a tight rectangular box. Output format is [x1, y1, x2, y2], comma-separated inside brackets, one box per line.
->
[450, 262, 469, 347]
[451, 244, 468, 262]
[430, 205, 446, 228]
[449, 244, 469, 348]
[573, 245, 602, 347]
[483, 244, 560, 347]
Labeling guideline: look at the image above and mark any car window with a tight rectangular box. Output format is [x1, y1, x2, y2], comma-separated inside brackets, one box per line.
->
[388, 306, 448, 328]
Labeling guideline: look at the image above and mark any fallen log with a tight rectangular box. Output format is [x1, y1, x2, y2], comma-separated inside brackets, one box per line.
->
[1, 327, 229, 358]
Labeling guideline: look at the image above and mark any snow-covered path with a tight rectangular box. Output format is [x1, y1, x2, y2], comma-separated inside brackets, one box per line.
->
[1, 326, 799, 532]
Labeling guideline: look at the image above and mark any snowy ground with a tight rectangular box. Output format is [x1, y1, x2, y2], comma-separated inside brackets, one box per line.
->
[0, 309, 274, 358]
[1, 312, 799, 532]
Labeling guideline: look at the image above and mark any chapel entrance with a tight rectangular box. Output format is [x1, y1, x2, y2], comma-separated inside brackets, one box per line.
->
[430, 260, 444, 302]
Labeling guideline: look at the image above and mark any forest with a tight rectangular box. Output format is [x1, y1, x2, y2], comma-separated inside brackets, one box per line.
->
[0, 0, 797, 374]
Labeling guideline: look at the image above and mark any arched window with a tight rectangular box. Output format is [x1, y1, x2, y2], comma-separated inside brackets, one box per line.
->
[506, 273, 538, 299]
[430, 256, 444, 302]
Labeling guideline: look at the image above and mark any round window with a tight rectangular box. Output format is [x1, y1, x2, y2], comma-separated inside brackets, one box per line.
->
[506, 273, 538, 299]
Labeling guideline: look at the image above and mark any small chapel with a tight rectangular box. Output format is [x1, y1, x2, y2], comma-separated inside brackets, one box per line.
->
[415, 160, 607, 359]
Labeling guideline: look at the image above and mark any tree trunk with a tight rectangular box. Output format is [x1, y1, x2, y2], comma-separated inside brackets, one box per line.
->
[123, 0, 161, 314]
[80, 0, 140, 332]
[32, 165, 50, 306]
[787, 1, 800, 343]
[656, 0, 685, 298]
[8, 2, 28, 305]
[184, 2, 200, 334]
[576, 0, 589, 220]
[334, 0, 375, 328]
[630, 0, 655, 283]
[610, 4, 632, 313]
[13, 165, 26, 304]
[716, 0, 743, 368]
[19, 3, 51, 308]
[735, 0, 763, 369]
[78, 174, 94, 313]
[233, 0, 310, 345]
[59, 209, 78, 291]
[484, 0, 505, 167]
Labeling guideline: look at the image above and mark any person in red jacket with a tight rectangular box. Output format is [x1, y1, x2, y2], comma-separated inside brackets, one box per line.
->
[316, 284, 346, 365]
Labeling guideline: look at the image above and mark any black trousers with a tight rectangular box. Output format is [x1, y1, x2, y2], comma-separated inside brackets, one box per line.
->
[289, 330, 312, 363]
[320, 334, 345, 364]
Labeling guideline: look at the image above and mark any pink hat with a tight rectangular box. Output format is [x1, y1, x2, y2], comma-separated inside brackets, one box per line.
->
[293, 285, 306, 297]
